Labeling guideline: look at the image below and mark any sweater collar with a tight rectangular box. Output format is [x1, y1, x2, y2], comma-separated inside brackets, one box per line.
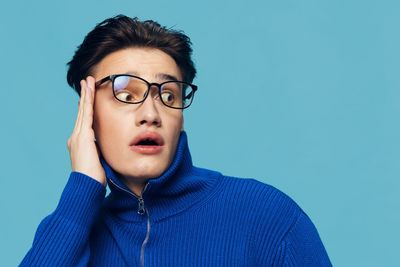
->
[100, 131, 222, 222]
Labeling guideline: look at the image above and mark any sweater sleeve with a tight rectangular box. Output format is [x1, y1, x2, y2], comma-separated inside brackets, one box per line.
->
[276, 212, 332, 267]
[19, 172, 106, 267]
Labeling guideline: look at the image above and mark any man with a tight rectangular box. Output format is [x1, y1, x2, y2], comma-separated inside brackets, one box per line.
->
[20, 15, 332, 266]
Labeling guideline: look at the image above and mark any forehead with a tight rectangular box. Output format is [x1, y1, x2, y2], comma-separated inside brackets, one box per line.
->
[93, 48, 182, 82]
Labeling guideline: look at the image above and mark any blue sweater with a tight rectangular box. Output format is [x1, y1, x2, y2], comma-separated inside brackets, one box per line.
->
[20, 132, 332, 266]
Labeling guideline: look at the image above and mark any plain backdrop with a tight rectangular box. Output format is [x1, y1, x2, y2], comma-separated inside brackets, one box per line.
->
[1, 0, 399, 266]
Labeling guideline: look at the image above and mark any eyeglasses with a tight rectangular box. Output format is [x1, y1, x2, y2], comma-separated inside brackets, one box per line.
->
[95, 74, 198, 109]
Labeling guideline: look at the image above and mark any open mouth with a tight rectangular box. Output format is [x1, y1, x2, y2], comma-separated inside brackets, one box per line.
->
[136, 138, 160, 146]
[130, 132, 164, 154]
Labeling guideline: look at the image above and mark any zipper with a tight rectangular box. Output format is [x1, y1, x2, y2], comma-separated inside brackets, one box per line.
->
[137, 197, 146, 215]
[108, 179, 149, 214]
[137, 182, 149, 215]
[107, 179, 151, 267]
[140, 209, 151, 267]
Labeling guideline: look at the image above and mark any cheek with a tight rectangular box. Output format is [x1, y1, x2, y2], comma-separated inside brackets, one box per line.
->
[93, 97, 124, 148]
[166, 112, 183, 145]
[165, 110, 182, 127]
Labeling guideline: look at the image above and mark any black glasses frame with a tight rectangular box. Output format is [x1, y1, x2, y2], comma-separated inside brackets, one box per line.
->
[95, 74, 198, 110]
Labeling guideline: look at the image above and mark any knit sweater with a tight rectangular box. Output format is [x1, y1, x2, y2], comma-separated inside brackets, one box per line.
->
[20, 131, 332, 266]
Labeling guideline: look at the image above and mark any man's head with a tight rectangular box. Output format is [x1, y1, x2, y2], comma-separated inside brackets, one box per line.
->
[66, 15, 197, 189]
[67, 15, 196, 92]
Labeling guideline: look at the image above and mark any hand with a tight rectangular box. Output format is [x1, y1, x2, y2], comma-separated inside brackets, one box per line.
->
[67, 76, 106, 186]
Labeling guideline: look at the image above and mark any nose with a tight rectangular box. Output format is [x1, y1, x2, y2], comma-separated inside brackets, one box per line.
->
[135, 87, 161, 127]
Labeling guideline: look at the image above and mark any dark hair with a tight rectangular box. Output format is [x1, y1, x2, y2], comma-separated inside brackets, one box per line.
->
[66, 15, 196, 94]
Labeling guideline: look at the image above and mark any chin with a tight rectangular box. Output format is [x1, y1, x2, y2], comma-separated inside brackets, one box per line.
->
[126, 160, 169, 180]
[132, 170, 163, 180]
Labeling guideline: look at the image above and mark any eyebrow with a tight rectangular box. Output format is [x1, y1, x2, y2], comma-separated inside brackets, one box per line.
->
[126, 71, 180, 82]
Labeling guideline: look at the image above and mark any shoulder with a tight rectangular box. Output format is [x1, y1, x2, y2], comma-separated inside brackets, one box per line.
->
[223, 175, 302, 213]
[192, 167, 304, 226]
[190, 168, 331, 265]
[215, 174, 305, 232]
[222, 176, 332, 265]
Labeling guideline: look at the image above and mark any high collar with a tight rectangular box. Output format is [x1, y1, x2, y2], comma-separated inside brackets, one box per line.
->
[100, 131, 222, 222]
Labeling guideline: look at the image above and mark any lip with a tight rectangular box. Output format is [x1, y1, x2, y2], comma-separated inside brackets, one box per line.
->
[129, 131, 165, 155]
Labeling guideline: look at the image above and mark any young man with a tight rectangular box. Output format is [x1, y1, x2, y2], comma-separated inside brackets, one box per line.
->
[21, 15, 332, 266]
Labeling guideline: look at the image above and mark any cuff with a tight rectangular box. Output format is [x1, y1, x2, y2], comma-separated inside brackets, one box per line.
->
[55, 172, 106, 227]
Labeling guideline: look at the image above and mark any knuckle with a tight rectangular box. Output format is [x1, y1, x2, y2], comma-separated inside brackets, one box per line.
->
[68, 134, 77, 145]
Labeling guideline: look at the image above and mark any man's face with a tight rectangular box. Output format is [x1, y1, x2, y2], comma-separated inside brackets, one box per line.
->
[92, 48, 183, 186]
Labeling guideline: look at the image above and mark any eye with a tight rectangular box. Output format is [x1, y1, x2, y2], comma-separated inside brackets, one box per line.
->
[161, 91, 175, 105]
[115, 91, 134, 102]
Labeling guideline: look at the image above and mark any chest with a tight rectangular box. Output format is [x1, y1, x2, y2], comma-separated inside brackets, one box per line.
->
[89, 209, 255, 267]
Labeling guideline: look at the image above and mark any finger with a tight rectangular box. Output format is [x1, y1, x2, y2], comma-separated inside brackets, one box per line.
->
[81, 77, 94, 131]
[87, 76, 96, 111]
[75, 80, 86, 133]
[86, 76, 96, 102]
[86, 76, 96, 92]
[74, 80, 86, 133]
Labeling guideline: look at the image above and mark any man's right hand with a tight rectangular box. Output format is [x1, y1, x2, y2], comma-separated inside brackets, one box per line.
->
[67, 76, 106, 186]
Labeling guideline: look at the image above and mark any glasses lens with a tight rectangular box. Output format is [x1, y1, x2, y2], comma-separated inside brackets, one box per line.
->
[160, 82, 194, 108]
[112, 75, 195, 109]
[113, 75, 147, 103]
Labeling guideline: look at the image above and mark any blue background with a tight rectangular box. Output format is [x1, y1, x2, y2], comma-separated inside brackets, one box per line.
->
[1, 0, 399, 266]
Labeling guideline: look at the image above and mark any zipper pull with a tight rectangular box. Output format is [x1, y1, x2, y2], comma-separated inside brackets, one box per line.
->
[137, 182, 149, 216]
[137, 197, 146, 215]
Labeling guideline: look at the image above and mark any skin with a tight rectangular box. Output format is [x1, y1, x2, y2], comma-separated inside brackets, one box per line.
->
[67, 48, 184, 196]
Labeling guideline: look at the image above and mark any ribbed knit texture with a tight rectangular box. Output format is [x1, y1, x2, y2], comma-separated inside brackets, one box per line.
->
[20, 131, 331, 266]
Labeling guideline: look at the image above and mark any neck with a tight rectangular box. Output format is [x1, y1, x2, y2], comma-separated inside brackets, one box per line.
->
[119, 176, 147, 197]
[102, 131, 224, 222]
